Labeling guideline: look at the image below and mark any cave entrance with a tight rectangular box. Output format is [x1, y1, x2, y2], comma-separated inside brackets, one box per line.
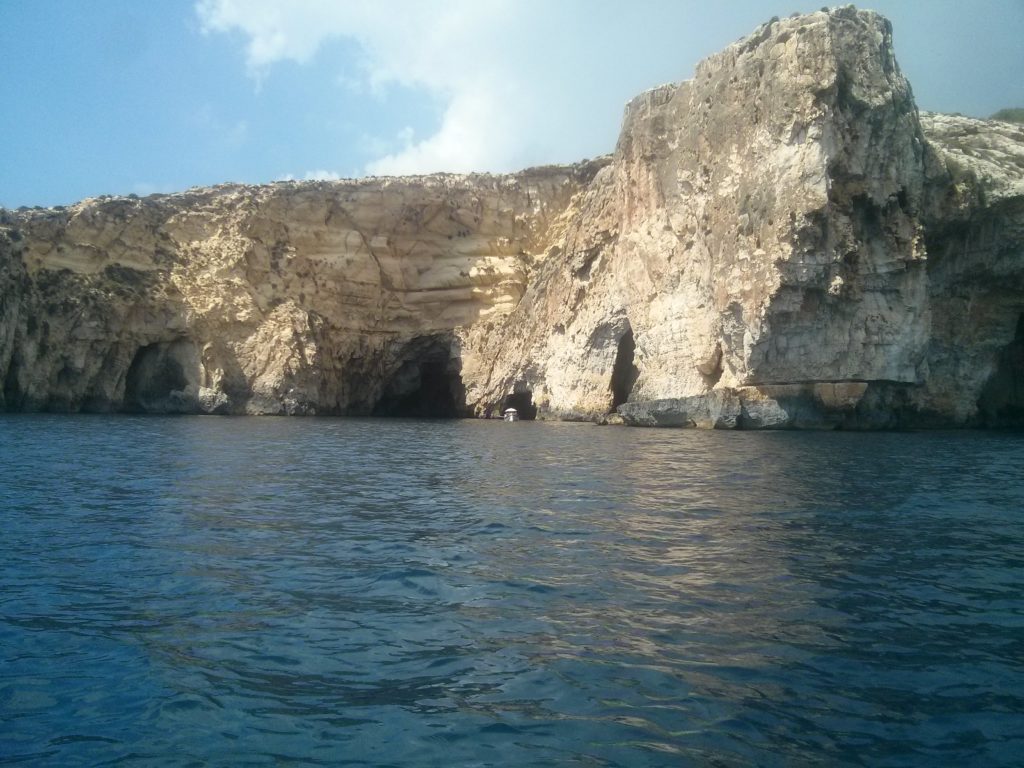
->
[3, 355, 22, 411]
[124, 340, 199, 413]
[502, 390, 537, 420]
[372, 335, 466, 418]
[610, 326, 639, 410]
[977, 313, 1024, 428]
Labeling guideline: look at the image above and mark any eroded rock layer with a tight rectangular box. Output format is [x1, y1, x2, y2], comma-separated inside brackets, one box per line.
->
[1, 167, 602, 415]
[2, 7, 1023, 427]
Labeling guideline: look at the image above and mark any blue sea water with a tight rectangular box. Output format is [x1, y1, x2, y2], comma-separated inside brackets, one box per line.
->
[1, 415, 1022, 766]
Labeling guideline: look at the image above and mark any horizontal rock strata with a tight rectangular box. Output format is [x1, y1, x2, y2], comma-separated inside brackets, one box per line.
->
[2, 6, 1022, 427]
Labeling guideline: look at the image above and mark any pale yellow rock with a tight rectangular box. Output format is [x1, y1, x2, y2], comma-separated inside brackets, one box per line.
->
[1, 7, 1022, 428]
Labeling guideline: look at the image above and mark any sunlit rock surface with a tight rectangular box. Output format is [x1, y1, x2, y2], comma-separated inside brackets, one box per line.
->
[0, 168, 601, 415]
[461, 7, 1024, 428]
[2, 7, 1022, 427]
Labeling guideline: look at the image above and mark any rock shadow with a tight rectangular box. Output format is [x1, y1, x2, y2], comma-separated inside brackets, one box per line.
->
[609, 325, 639, 410]
[502, 390, 538, 420]
[124, 340, 201, 414]
[373, 334, 467, 418]
[977, 313, 1024, 428]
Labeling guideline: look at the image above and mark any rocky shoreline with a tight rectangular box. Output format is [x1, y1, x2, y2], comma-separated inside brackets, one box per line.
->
[2, 7, 1022, 428]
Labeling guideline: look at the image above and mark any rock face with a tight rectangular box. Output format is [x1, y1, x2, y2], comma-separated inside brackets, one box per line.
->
[461, 7, 1024, 429]
[2, 7, 1023, 427]
[0, 168, 602, 415]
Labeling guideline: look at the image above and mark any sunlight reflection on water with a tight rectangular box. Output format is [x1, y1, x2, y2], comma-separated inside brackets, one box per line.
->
[2, 415, 1023, 766]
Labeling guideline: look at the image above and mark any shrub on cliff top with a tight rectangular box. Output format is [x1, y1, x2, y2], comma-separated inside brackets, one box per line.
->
[990, 108, 1024, 123]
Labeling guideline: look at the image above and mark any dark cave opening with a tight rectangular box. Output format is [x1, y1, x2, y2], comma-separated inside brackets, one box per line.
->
[610, 327, 639, 410]
[372, 337, 466, 418]
[502, 391, 537, 420]
[977, 313, 1024, 428]
[3, 356, 21, 410]
[124, 342, 191, 413]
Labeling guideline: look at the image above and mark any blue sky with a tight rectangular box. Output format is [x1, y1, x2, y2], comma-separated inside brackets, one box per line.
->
[1, 0, 1021, 208]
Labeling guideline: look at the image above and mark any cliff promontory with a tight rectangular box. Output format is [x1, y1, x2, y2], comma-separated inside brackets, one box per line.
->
[2, 7, 1022, 427]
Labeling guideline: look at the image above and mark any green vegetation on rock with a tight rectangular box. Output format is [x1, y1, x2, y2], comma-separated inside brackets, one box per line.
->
[990, 108, 1024, 123]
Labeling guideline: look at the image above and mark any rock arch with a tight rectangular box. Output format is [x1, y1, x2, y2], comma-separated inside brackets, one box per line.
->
[123, 340, 201, 413]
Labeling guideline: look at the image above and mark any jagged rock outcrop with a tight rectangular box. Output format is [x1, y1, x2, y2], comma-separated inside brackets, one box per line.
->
[2, 6, 1022, 427]
[0, 167, 603, 415]
[461, 7, 1024, 428]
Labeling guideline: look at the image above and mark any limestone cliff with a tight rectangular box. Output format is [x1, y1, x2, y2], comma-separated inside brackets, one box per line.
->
[461, 7, 1024, 428]
[0, 167, 603, 415]
[2, 7, 1022, 427]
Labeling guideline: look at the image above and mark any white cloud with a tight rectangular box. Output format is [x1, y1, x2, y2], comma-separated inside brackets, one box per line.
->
[194, 1, 714, 175]
[194, 1, 1024, 179]
[366, 85, 522, 175]
[196, 0, 532, 174]
[303, 169, 342, 181]
[275, 170, 346, 181]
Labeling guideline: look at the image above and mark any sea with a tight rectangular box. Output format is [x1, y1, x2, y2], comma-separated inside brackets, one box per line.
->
[1, 415, 1022, 767]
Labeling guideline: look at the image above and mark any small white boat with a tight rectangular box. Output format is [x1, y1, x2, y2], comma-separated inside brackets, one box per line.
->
[503, 408, 519, 422]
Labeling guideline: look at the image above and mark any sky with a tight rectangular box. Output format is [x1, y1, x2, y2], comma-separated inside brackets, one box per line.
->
[1, 0, 1022, 208]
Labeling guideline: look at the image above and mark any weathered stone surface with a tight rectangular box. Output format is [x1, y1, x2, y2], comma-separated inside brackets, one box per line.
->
[1, 7, 1022, 427]
[0, 167, 603, 414]
[911, 111, 1024, 427]
[461, 7, 1024, 429]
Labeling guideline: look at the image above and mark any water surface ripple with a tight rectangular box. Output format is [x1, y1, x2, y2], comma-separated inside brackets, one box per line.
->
[1, 416, 1022, 766]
